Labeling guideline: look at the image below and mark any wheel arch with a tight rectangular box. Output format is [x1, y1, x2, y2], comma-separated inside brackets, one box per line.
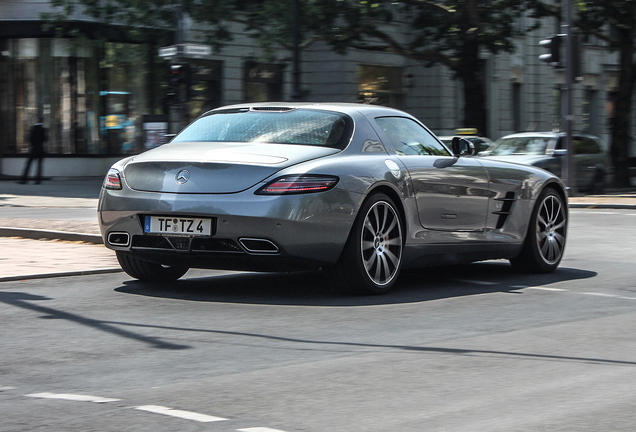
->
[335, 183, 407, 264]
[541, 179, 568, 205]
[363, 184, 408, 241]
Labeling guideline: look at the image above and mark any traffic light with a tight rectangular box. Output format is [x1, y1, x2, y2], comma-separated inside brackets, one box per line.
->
[169, 63, 185, 86]
[539, 35, 561, 67]
[168, 63, 190, 102]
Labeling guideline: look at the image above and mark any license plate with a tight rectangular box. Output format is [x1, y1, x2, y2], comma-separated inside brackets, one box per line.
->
[144, 216, 213, 236]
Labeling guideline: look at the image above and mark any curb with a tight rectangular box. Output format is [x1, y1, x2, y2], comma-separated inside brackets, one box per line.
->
[0, 227, 103, 244]
[568, 203, 636, 210]
[0, 268, 123, 283]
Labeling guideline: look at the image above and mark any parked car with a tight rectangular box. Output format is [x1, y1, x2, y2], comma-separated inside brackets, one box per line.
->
[438, 128, 494, 154]
[99, 103, 568, 294]
[479, 132, 611, 193]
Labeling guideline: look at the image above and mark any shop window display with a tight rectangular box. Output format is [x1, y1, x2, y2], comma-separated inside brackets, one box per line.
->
[0, 39, 154, 156]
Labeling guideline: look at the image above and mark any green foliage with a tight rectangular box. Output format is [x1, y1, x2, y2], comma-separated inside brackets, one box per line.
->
[45, 0, 541, 69]
[317, 0, 540, 69]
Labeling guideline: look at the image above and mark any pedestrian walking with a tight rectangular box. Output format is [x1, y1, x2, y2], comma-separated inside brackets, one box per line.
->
[19, 118, 47, 184]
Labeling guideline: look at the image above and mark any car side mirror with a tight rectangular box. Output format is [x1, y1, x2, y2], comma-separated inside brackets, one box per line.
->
[451, 137, 475, 157]
[553, 149, 567, 157]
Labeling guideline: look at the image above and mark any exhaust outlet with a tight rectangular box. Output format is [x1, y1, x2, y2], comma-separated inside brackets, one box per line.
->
[108, 232, 130, 247]
[239, 238, 279, 254]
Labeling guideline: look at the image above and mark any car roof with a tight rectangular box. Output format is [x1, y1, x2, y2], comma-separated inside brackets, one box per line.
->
[206, 102, 410, 117]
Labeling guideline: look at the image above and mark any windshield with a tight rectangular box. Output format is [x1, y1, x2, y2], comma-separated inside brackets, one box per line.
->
[489, 137, 553, 156]
[173, 108, 352, 148]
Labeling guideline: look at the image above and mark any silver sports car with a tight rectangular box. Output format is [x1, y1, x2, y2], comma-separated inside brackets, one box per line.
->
[98, 103, 568, 294]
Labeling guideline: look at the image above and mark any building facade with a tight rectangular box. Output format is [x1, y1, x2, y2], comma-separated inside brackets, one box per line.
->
[0, 1, 632, 178]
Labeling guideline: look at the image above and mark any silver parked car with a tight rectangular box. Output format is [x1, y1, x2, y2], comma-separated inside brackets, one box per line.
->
[99, 103, 568, 294]
[479, 132, 611, 193]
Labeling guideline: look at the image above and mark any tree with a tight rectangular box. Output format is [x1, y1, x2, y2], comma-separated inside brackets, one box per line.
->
[194, 0, 542, 137]
[530, 0, 635, 188]
[574, 0, 636, 188]
[47, 0, 542, 136]
[303, 0, 541, 137]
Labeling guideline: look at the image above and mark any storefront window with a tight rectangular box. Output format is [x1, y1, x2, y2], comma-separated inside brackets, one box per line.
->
[101, 43, 150, 154]
[185, 60, 223, 123]
[358, 65, 404, 108]
[0, 38, 157, 156]
[244, 61, 283, 102]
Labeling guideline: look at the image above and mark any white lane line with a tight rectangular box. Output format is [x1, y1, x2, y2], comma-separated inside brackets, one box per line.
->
[26, 392, 120, 403]
[237, 428, 289, 432]
[0, 386, 16, 391]
[135, 405, 227, 423]
[581, 292, 636, 300]
[525, 287, 569, 292]
[522, 287, 636, 300]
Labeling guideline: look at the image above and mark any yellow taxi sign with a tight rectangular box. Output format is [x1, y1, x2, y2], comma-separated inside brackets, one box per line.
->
[454, 128, 478, 135]
[106, 115, 120, 128]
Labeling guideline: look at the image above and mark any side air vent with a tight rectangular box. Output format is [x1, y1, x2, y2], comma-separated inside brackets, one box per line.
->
[493, 192, 517, 229]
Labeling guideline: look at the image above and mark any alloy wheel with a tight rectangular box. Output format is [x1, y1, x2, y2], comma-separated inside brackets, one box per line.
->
[536, 194, 567, 265]
[360, 200, 403, 286]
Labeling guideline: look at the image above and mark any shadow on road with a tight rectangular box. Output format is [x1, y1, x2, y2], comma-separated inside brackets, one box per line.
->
[115, 261, 597, 307]
[0, 291, 190, 350]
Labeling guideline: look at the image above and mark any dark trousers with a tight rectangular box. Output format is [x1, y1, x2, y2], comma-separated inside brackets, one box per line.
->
[21, 154, 44, 183]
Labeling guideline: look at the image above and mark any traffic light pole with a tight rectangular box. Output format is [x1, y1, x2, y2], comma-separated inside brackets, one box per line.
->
[169, 0, 185, 134]
[539, 2, 577, 195]
[564, 0, 576, 195]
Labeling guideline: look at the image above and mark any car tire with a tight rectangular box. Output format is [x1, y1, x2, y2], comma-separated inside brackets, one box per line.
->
[116, 251, 189, 282]
[510, 187, 567, 273]
[330, 193, 404, 294]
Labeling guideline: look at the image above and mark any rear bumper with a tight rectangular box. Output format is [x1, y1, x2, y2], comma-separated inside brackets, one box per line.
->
[98, 186, 361, 268]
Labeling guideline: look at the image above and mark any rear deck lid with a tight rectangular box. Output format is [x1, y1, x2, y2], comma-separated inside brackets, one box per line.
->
[123, 142, 339, 193]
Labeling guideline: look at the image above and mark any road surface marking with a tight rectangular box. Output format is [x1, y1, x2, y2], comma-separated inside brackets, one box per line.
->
[581, 292, 636, 300]
[525, 287, 569, 292]
[237, 428, 289, 432]
[135, 405, 226, 422]
[26, 392, 120, 403]
[520, 287, 636, 300]
[0, 386, 16, 392]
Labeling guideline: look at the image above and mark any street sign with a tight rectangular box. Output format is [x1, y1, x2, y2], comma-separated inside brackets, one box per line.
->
[158, 44, 212, 59]
[158, 45, 179, 58]
[183, 44, 212, 57]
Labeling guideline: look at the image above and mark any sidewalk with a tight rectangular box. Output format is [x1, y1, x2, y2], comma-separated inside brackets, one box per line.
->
[1, 177, 635, 283]
[0, 178, 120, 282]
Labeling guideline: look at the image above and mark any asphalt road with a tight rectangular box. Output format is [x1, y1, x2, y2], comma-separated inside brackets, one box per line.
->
[1, 209, 636, 432]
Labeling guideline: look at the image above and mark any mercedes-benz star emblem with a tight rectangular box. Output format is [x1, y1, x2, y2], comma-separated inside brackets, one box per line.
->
[176, 169, 190, 184]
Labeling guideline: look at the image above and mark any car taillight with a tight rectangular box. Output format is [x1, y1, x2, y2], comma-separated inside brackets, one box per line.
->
[256, 175, 339, 195]
[104, 168, 122, 190]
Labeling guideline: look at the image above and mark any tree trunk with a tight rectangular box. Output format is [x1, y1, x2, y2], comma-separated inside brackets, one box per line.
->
[610, 30, 636, 188]
[457, 0, 488, 137]
[459, 64, 488, 137]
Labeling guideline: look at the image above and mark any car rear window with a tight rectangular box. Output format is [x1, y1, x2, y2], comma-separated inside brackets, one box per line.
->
[172, 108, 352, 148]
